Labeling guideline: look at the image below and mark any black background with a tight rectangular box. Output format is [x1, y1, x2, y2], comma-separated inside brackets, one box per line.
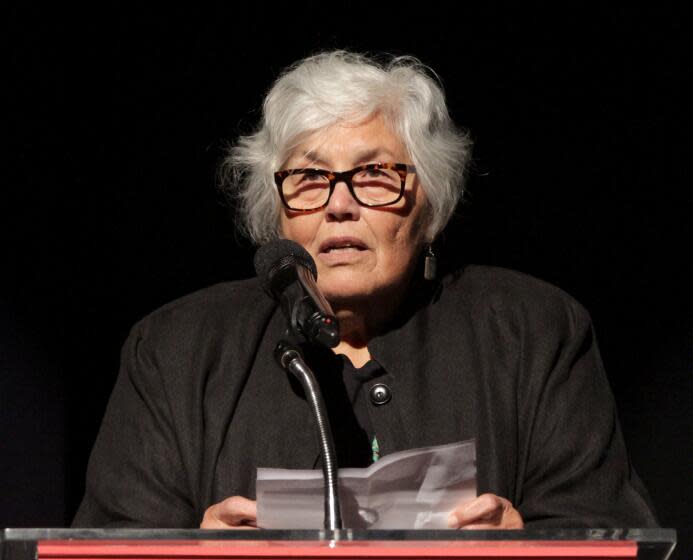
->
[4, 5, 691, 557]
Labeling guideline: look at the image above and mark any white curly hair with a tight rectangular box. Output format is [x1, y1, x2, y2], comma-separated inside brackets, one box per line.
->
[221, 50, 472, 245]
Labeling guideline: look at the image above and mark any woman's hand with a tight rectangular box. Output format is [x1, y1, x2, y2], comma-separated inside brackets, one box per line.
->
[199, 493, 521, 530]
[200, 496, 258, 529]
[448, 493, 524, 529]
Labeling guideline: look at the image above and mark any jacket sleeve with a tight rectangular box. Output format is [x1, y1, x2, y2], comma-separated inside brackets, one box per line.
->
[71, 322, 198, 528]
[516, 298, 658, 527]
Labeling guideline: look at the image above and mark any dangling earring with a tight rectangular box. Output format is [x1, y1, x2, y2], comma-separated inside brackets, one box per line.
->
[424, 243, 437, 281]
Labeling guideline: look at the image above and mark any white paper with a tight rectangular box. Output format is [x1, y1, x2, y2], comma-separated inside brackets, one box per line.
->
[256, 439, 476, 529]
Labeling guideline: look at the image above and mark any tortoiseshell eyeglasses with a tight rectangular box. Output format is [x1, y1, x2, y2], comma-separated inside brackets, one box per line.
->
[273, 163, 416, 211]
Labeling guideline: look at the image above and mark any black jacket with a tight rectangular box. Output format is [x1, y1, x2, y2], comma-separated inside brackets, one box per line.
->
[73, 265, 658, 528]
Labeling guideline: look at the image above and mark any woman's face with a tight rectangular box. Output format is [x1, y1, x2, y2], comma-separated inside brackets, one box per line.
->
[279, 114, 430, 305]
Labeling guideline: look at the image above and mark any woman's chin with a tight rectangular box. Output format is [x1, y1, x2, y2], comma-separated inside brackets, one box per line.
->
[320, 282, 375, 307]
[317, 266, 372, 296]
[323, 289, 371, 307]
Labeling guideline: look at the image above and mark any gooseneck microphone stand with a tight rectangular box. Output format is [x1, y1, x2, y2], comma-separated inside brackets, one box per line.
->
[274, 338, 343, 531]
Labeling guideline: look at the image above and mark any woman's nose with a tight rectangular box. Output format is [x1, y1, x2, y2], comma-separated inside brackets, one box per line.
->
[325, 180, 360, 221]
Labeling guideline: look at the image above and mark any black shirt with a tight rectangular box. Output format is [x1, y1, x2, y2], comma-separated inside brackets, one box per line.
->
[304, 348, 383, 468]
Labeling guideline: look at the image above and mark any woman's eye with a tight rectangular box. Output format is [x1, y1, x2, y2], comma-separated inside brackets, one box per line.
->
[301, 172, 323, 182]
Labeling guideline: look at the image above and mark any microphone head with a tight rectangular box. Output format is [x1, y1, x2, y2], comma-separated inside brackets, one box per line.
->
[254, 239, 317, 293]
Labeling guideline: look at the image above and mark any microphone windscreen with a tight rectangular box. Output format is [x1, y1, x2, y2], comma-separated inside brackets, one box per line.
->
[254, 239, 317, 289]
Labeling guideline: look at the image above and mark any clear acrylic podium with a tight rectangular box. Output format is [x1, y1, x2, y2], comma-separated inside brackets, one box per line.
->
[0, 528, 676, 560]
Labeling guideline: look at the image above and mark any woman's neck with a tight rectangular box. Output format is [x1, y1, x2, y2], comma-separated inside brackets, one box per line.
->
[333, 340, 372, 368]
[328, 281, 408, 368]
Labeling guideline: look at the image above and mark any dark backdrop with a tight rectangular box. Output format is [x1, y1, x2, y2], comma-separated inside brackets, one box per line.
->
[4, 5, 691, 557]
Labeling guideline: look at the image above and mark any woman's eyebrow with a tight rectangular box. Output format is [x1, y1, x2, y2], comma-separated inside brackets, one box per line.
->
[352, 148, 397, 165]
[298, 147, 396, 171]
[294, 151, 328, 168]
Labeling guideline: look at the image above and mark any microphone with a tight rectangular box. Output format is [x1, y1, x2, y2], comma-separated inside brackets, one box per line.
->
[254, 239, 340, 348]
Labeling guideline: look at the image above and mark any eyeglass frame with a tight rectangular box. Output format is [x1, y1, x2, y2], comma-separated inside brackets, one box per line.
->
[273, 162, 417, 212]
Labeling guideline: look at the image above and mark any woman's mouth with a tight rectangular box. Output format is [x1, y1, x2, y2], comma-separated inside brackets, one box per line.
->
[319, 237, 368, 254]
[318, 237, 369, 262]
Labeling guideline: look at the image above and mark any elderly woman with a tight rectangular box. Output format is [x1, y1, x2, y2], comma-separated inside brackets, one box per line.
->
[73, 51, 657, 529]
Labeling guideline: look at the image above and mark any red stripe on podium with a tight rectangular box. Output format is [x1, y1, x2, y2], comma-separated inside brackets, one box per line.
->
[38, 539, 638, 559]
